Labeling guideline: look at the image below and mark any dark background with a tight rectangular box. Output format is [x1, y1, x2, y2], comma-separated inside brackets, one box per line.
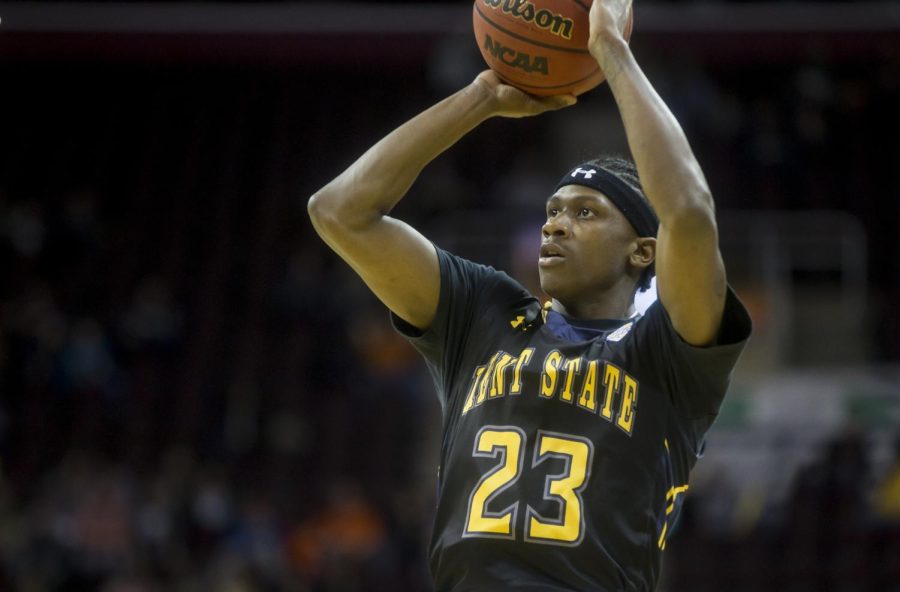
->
[1, 1, 899, 591]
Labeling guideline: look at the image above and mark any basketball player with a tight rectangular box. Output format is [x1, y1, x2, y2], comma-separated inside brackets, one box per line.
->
[308, 0, 751, 589]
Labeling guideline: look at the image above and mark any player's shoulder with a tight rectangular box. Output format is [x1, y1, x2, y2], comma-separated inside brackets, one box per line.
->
[436, 247, 533, 300]
[637, 285, 752, 348]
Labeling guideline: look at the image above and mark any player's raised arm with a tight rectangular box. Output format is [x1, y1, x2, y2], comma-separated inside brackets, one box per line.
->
[588, 0, 727, 346]
[308, 72, 574, 330]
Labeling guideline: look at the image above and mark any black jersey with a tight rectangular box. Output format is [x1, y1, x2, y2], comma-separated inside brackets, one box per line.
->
[392, 248, 751, 591]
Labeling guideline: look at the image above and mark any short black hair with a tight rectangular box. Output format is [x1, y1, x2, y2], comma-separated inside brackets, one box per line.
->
[584, 155, 656, 292]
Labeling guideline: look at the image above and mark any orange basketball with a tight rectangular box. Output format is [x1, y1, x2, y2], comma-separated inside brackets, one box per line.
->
[472, 0, 633, 96]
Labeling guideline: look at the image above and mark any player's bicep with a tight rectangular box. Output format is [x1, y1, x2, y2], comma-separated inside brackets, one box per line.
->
[654, 209, 727, 346]
[314, 214, 440, 331]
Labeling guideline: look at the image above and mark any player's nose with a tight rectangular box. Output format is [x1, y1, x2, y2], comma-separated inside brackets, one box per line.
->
[542, 215, 571, 239]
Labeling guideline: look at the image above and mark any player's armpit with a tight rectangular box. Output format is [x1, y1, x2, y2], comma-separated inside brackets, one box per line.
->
[308, 202, 440, 331]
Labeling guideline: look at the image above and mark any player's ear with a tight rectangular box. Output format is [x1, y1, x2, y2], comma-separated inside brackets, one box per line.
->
[629, 237, 655, 271]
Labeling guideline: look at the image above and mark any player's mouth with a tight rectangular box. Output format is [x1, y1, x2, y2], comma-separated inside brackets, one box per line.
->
[539, 243, 566, 267]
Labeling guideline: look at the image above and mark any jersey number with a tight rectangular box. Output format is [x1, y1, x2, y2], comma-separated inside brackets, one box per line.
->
[463, 426, 593, 546]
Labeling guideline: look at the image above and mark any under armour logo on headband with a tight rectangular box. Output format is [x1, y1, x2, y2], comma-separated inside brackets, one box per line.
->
[555, 163, 659, 238]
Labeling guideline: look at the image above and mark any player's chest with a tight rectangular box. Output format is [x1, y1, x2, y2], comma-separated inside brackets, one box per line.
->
[455, 333, 663, 443]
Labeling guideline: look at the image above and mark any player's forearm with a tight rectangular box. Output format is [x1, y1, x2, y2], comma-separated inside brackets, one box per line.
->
[308, 81, 495, 231]
[593, 37, 715, 226]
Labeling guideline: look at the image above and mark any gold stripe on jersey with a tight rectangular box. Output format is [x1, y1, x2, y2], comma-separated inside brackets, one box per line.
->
[658, 437, 690, 551]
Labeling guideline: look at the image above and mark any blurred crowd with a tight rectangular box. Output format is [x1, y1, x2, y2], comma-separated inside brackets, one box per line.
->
[668, 429, 900, 590]
[1, 23, 899, 592]
[0, 67, 439, 586]
[0, 184, 436, 591]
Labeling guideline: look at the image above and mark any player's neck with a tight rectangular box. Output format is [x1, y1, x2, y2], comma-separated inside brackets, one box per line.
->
[551, 287, 637, 321]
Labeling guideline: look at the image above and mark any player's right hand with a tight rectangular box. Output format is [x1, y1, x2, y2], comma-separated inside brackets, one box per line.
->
[473, 70, 576, 119]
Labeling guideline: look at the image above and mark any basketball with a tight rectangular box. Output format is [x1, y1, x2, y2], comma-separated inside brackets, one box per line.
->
[472, 0, 633, 96]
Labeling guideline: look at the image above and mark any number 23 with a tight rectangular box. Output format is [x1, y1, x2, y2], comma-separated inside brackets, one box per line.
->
[463, 426, 593, 546]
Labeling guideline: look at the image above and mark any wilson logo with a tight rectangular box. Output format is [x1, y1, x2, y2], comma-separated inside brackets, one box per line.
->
[481, 0, 575, 40]
[484, 35, 549, 75]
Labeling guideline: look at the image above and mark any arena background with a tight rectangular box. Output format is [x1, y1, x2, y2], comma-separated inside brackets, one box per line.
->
[1, 1, 899, 590]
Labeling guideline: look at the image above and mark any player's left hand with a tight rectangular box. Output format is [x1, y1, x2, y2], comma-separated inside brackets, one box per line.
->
[474, 70, 576, 119]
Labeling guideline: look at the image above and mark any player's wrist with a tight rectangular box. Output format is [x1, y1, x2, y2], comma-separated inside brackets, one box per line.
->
[589, 35, 631, 84]
[468, 72, 505, 118]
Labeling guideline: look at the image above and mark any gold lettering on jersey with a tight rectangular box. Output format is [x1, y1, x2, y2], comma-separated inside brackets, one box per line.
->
[489, 353, 517, 398]
[510, 348, 534, 394]
[462, 350, 535, 415]
[559, 357, 581, 402]
[616, 375, 639, 435]
[577, 360, 598, 412]
[476, 352, 502, 406]
[461, 349, 640, 437]
[462, 365, 488, 415]
[540, 350, 563, 398]
[600, 363, 621, 421]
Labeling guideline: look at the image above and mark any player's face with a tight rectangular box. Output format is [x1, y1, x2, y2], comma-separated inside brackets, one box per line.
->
[538, 185, 640, 304]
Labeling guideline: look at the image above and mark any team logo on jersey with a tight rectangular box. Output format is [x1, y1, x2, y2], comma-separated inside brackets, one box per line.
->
[606, 322, 633, 342]
[510, 307, 540, 332]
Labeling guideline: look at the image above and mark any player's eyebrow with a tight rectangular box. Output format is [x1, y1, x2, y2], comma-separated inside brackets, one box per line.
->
[546, 193, 609, 208]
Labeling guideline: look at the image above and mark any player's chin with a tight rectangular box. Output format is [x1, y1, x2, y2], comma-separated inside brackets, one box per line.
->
[538, 267, 569, 299]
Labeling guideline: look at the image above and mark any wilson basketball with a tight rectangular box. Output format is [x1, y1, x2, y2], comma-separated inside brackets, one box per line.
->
[472, 0, 632, 96]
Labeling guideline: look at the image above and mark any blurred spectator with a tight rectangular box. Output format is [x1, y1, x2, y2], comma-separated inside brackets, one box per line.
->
[118, 276, 183, 351]
[4, 200, 45, 259]
[873, 435, 900, 523]
[57, 318, 119, 398]
[285, 478, 389, 590]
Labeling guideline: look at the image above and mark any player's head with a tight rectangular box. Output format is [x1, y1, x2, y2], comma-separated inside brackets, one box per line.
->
[539, 155, 658, 305]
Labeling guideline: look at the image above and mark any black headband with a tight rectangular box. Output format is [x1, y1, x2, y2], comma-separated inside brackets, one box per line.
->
[554, 165, 659, 238]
